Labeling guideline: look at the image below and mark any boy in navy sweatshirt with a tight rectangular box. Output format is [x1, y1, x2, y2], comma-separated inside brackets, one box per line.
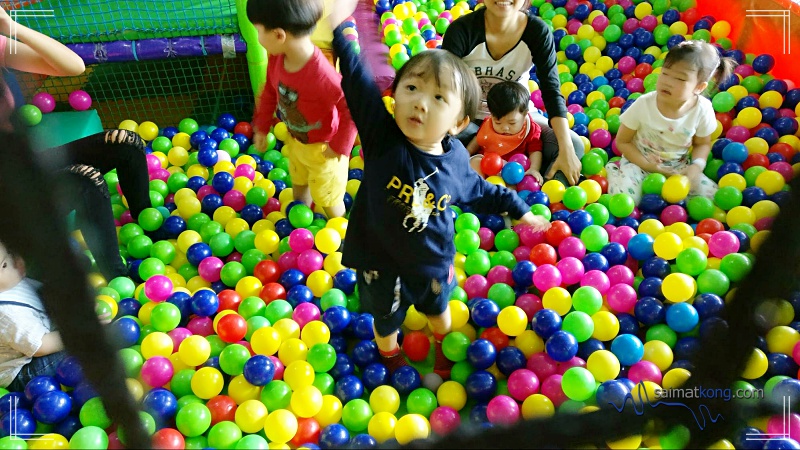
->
[329, 2, 550, 378]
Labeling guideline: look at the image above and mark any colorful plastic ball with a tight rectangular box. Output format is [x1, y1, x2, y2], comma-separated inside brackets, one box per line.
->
[662, 175, 691, 203]
[708, 231, 740, 257]
[486, 395, 520, 426]
[68, 90, 92, 111]
[545, 330, 579, 363]
[666, 302, 700, 333]
[501, 162, 525, 185]
[264, 409, 298, 444]
[610, 334, 644, 366]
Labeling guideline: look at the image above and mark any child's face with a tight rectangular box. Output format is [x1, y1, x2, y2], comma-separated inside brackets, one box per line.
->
[0, 244, 24, 292]
[255, 24, 285, 55]
[393, 71, 467, 152]
[657, 60, 708, 105]
[491, 110, 526, 135]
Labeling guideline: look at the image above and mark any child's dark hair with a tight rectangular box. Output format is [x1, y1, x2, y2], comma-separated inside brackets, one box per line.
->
[487, 81, 530, 118]
[246, 0, 323, 36]
[392, 49, 481, 123]
[663, 40, 737, 91]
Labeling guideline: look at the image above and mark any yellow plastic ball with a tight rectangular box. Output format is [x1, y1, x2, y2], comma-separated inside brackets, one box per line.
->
[228, 375, 261, 405]
[662, 368, 692, 390]
[28, 433, 70, 450]
[662, 175, 691, 203]
[661, 273, 697, 303]
[273, 318, 301, 341]
[278, 338, 309, 365]
[301, 321, 331, 347]
[756, 170, 785, 195]
[323, 252, 346, 275]
[542, 180, 566, 203]
[741, 348, 769, 379]
[251, 326, 282, 356]
[191, 367, 225, 399]
[235, 398, 269, 433]
[586, 349, 621, 382]
[395, 414, 430, 445]
[449, 300, 470, 329]
[759, 90, 784, 109]
[264, 409, 298, 444]
[178, 335, 211, 366]
[591, 311, 620, 341]
[751, 230, 770, 253]
[710, 20, 731, 38]
[542, 287, 572, 316]
[752, 200, 780, 220]
[642, 340, 674, 371]
[485, 175, 507, 187]
[497, 306, 528, 336]
[368, 412, 398, 444]
[666, 222, 694, 240]
[436, 380, 467, 411]
[291, 386, 324, 420]
[315, 395, 343, 428]
[172, 132, 191, 150]
[726, 206, 756, 227]
[634, 2, 652, 19]
[607, 435, 642, 450]
[766, 325, 800, 355]
[273, 122, 290, 142]
[118, 119, 138, 132]
[136, 121, 158, 141]
[254, 229, 281, 254]
[653, 232, 683, 260]
[141, 331, 173, 359]
[579, 179, 602, 204]
[370, 385, 401, 414]
[718, 173, 747, 191]
[638, 219, 665, 238]
[315, 228, 343, 254]
[235, 276, 263, 298]
[403, 305, 429, 331]
[514, 330, 545, 357]
[521, 394, 555, 420]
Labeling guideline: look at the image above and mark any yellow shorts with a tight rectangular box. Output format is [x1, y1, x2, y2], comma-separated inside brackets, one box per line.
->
[285, 137, 349, 208]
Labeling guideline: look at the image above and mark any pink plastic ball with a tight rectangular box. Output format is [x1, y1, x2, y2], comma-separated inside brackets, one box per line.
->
[590, 129, 612, 148]
[533, 264, 562, 292]
[233, 164, 256, 180]
[605, 283, 638, 313]
[269, 355, 285, 380]
[734, 64, 755, 78]
[197, 185, 219, 200]
[708, 231, 740, 258]
[556, 257, 585, 285]
[779, 108, 797, 118]
[755, 217, 774, 231]
[187, 316, 214, 337]
[198, 256, 225, 282]
[618, 0, 633, 7]
[566, 19, 582, 35]
[31, 92, 56, 114]
[519, 226, 546, 247]
[627, 78, 645, 93]
[628, 360, 663, 385]
[564, 0, 579, 14]
[508, 153, 530, 171]
[769, 161, 794, 182]
[660, 205, 689, 226]
[478, 227, 495, 251]
[580, 270, 611, 295]
[278, 251, 299, 271]
[591, 15, 609, 32]
[630, 207, 642, 220]
[515, 293, 542, 320]
[640, 15, 658, 31]
[264, 197, 281, 214]
[486, 265, 514, 286]
[430, 406, 461, 436]
[119, 211, 134, 226]
[292, 302, 321, 329]
[464, 275, 490, 299]
[438, 11, 452, 21]
[726, 125, 751, 143]
[607, 265, 635, 286]
[622, 18, 640, 33]
[223, 190, 247, 211]
[603, 224, 617, 235]
[767, 414, 800, 441]
[418, 17, 431, 28]
[527, 352, 559, 380]
[507, 369, 540, 401]
[567, 104, 585, 115]
[144, 275, 173, 302]
[516, 175, 541, 193]
[609, 226, 636, 247]
[531, 90, 545, 110]
[486, 395, 520, 426]
[140, 356, 174, 387]
[557, 356, 587, 375]
[558, 236, 586, 259]
[289, 229, 315, 252]
[792, 341, 800, 364]
[152, 168, 170, 183]
[383, 18, 398, 27]
[68, 90, 92, 111]
[297, 249, 324, 275]
[146, 154, 163, 172]
[618, 56, 637, 74]
[541, 374, 567, 406]
[513, 245, 532, 262]
[611, 139, 621, 156]
[168, 327, 193, 353]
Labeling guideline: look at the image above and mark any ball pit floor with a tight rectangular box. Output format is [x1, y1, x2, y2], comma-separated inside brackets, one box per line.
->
[3, 0, 800, 449]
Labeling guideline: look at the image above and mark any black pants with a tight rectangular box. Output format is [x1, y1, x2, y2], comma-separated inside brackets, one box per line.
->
[39, 129, 150, 280]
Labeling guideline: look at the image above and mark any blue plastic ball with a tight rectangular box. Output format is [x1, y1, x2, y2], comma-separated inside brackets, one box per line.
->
[391, 366, 422, 396]
[665, 302, 699, 333]
[532, 308, 562, 339]
[466, 339, 497, 370]
[243, 355, 276, 386]
[464, 370, 497, 403]
[610, 334, 644, 365]
[545, 330, 579, 362]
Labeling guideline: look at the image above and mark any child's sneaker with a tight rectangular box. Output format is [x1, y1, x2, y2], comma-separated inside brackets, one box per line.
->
[433, 334, 454, 379]
[380, 347, 409, 374]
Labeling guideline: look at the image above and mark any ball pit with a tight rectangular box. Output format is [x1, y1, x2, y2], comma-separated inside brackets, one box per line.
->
[4, 0, 800, 448]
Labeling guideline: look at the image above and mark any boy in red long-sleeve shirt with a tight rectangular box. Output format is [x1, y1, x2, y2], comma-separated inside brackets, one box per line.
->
[249, 0, 356, 218]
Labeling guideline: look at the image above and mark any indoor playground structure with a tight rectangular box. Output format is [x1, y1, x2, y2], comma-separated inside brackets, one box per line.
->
[2, 0, 800, 448]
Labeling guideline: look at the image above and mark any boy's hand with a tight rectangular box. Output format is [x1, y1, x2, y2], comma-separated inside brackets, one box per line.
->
[253, 131, 266, 152]
[526, 168, 544, 185]
[98, 312, 112, 325]
[323, 146, 341, 160]
[684, 164, 703, 185]
[329, 0, 359, 29]
[518, 212, 550, 232]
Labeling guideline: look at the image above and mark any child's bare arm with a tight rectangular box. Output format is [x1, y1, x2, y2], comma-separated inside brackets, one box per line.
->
[466, 137, 480, 155]
[526, 151, 544, 184]
[33, 331, 63, 357]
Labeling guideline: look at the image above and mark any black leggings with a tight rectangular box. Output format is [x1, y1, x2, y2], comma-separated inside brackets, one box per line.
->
[39, 129, 150, 280]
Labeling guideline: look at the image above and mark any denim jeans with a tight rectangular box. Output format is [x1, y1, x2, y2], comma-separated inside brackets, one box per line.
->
[7, 351, 67, 392]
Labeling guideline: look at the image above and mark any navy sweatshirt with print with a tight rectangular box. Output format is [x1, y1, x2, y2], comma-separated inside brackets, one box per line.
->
[333, 24, 530, 279]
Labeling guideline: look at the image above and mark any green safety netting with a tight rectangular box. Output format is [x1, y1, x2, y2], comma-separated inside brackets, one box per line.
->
[9, 0, 239, 43]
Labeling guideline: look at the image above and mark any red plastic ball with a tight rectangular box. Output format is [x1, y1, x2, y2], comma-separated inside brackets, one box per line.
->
[696, 233, 712, 244]
[217, 314, 248, 343]
[234, 121, 254, 139]
[226, 252, 243, 263]
[549, 202, 568, 213]
[696, 219, 725, 235]
[260, 282, 287, 302]
[589, 175, 609, 193]
[545, 221, 572, 246]
[254, 260, 282, 284]
[480, 153, 504, 176]
[151, 428, 185, 450]
[530, 243, 558, 266]
[480, 327, 509, 351]
[402, 330, 432, 362]
[634, 63, 653, 78]
[743, 153, 770, 170]
[608, 97, 626, 109]
[291, 417, 321, 447]
[218, 289, 243, 312]
[207, 395, 238, 426]
[715, 112, 733, 132]
[771, 143, 797, 162]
